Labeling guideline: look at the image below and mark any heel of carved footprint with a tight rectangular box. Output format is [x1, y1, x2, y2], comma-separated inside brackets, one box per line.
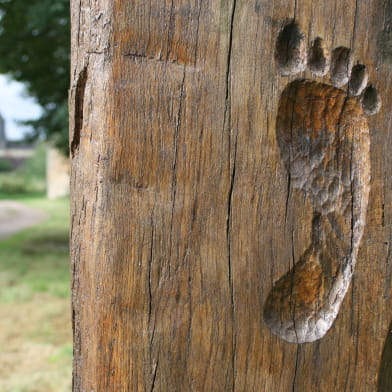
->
[264, 21, 380, 344]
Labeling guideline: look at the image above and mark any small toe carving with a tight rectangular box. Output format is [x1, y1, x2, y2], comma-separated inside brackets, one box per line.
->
[362, 85, 381, 115]
[275, 22, 307, 76]
[349, 64, 368, 96]
[308, 37, 330, 77]
[330, 47, 353, 87]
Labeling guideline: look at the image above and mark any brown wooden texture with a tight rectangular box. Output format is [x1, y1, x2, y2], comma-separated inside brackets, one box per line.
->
[70, 0, 392, 390]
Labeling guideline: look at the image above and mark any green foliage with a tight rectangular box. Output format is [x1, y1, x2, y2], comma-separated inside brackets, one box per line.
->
[0, 0, 70, 154]
[0, 176, 29, 194]
[0, 157, 12, 172]
[17, 142, 46, 179]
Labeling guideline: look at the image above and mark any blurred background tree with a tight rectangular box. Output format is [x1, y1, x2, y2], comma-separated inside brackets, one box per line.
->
[0, 0, 69, 154]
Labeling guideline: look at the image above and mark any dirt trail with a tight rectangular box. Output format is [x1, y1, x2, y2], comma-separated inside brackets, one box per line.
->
[0, 200, 48, 240]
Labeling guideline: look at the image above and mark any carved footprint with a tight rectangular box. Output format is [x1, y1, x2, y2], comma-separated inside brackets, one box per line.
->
[263, 21, 381, 344]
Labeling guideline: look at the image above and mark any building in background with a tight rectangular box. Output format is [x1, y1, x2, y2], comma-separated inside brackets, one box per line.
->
[0, 113, 6, 150]
[0, 110, 69, 198]
[46, 147, 69, 199]
[0, 112, 34, 168]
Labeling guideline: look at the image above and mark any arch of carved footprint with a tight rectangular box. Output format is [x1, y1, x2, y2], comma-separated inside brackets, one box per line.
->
[263, 21, 381, 344]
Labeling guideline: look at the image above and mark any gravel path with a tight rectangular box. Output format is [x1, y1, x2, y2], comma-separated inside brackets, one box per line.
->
[0, 201, 48, 240]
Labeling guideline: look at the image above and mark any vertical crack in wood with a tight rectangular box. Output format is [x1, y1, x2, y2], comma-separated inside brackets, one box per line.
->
[284, 172, 291, 224]
[293, 0, 298, 21]
[284, 80, 299, 225]
[168, 67, 186, 275]
[350, 278, 356, 336]
[290, 230, 299, 343]
[349, 0, 359, 288]
[193, 0, 203, 65]
[349, 129, 355, 274]
[148, 220, 154, 326]
[292, 346, 300, 392]
[71, 66, 88, 158]
[150, 358, 159, 392]
[225, 0, 237, 389]
[71, 188, 88, 391]
[353, 304, 360, 376]
[225, 1, 236, 108]
[227, 141, 237, 391]
[77, 0, 82, 45]
[166, 0, 175, 60]
[148, 209, 156, 384]
[384, 232, 392, 297]
[350, 0, 359, 49]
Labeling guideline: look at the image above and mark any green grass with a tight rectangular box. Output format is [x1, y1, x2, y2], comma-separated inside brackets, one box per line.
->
[0, 197, 70, 303]
[48, 344, 73, 363]
[0, 196, 72, 392]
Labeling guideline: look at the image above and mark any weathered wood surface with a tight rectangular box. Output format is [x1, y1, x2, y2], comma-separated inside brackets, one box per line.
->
[70, 0, 392, 390]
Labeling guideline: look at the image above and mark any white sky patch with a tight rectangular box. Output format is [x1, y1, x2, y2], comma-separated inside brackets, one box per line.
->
[0, 74, 42, 140]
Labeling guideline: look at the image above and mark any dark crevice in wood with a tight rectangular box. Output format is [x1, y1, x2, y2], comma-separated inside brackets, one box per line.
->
[384, 231, 392, 298]
[148, 214, 155, 328]
[227, 134, 238, 391]
[225, 0, 237, 109]
[284, 171, 291, 224]
[71, 66, 87, 158]
[350, 278, 356, 336]
[123, 52, 167, 63]
[168, 68, 186, 275]
[77, 0, 82, 45]
[123, 51, 193, 69]
[193, 0, 203, 65]
[292, 345, 300, 391]
[293, 0, 298, 20]
[225, 1, 238, 390]
[286, 80, 298, 338]
[87, 50, 104, 55]
[290, 230, 298, 342]
[284, 78, 299, 225]
[167, 0, 175, 61]
[349, 130, 355, 273]
[150, 359, 159, 392]
[351, 0, 359, 48]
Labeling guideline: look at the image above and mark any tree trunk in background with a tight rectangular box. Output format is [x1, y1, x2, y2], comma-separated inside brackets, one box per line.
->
[70, 0, 392, 390]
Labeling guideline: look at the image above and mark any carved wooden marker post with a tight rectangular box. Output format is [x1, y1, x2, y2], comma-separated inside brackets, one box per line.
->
[70, 1, 392, 390]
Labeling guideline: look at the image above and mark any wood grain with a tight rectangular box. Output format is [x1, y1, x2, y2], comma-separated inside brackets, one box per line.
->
[70, 0, 392, 390]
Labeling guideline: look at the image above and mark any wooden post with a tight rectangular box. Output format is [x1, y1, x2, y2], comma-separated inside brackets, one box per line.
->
[70, 0, 392, 390]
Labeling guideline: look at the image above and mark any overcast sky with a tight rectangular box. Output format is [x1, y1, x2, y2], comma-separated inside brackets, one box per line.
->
[0, 74, 42, 140]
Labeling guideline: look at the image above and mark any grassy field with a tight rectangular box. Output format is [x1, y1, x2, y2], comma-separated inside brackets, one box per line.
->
[0, 196, 72, 392]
